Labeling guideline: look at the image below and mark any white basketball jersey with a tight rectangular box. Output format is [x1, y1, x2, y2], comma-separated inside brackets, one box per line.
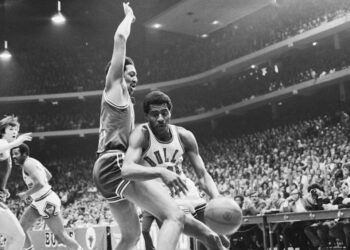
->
[140, 124, 185, 178]
[22, 157, 51, 200]
[0, 139, 10, 161]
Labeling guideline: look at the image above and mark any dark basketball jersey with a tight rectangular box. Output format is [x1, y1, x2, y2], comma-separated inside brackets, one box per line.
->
[97, 91, 135, 154]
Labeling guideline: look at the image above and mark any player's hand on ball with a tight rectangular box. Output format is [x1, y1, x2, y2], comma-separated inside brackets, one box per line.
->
[123, 2, 136, 22]
[160, 169, 188, 196]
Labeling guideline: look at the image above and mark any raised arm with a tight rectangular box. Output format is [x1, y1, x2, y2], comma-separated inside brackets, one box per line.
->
[179, 127, 220, 199]
[105, 2, 135, 104]
[0, 133, 32, 154]
[122, 126, 188, 194]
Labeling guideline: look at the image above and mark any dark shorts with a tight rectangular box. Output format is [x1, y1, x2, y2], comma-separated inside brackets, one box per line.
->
[93, 151, 130, 203]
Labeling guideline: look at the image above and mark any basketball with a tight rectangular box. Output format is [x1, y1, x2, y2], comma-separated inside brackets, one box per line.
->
[204, 197, 242, 235]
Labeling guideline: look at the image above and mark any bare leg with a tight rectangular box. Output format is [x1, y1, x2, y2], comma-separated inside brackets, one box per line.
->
[141, 211, 156, 250]
[183, 214, 227, 250]
[0, 205, 25, 250]
[123, 180, 185, 250]
[45, 213, 82, 250]
[20, 206, 41, 249]
[109, 200, 141, 250]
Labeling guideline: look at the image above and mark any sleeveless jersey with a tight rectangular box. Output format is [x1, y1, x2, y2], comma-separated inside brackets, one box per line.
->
[97, 91, 135, 154]
[0, 139, 10, 161]
[0, 139, 11, 193]
[22, 157, 52, 200]
[140, 124, 185, 178]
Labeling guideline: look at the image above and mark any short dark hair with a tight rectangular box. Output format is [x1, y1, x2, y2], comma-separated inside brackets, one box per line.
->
[105, 56, 135, 75]
[0, 115, 19, 137]
[14, 143, 30, 156]
[307, 183, 324, 193]
[234, 195, 244, 202]
[143, 91, 173, 114]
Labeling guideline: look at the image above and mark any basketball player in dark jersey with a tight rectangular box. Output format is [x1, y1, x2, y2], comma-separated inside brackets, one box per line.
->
[0, 115, 32, 250]
[93, 3, 193, 250]
[123, 91, 230, 250]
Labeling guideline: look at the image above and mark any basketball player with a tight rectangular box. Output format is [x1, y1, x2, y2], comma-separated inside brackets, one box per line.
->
[93, 2, 190, 250]
[122, 91, 230, 249]
[0, 115, 31, 250]
[93, 3, 228, 250]
[12, 143, 83, 250]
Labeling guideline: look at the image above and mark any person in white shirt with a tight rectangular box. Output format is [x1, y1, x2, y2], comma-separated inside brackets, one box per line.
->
[12, 143, 83, 250]
[0, 115, 31, 250]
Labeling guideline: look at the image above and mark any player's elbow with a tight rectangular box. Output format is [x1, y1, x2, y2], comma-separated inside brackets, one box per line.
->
[114, 33, 127, 44]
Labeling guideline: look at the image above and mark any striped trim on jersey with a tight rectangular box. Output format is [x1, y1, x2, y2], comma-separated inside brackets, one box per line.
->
[34, 189, 53, 202]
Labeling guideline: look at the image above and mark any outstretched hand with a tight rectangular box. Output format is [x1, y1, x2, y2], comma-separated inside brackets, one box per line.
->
[123, 2, 136, 23]
[160, 169, 188, 196]
[14, 132, 33, 147]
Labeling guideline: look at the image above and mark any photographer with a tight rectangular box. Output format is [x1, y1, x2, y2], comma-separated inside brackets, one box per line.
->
[323, 181, 350, 250]
[303, 184, 331, 250]
[280, 189, 310, 250]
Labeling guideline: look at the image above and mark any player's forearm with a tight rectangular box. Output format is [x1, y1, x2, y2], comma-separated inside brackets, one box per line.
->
[114, 15, 134, 42]
[198, 173, 220, 199]
[121, 163, 163, 181]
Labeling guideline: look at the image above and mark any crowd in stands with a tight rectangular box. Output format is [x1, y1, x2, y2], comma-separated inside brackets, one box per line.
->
[4, 110, 350, 250]
[4, 39, 350, 133]
[1, 0, 350, 96]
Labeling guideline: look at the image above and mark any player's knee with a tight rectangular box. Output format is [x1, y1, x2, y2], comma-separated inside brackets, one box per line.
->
[167, 209, 185, 226]
[120, 231, 140, 247]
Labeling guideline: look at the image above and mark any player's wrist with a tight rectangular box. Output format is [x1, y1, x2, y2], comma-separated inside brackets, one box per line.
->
[125, 14, 135, 23]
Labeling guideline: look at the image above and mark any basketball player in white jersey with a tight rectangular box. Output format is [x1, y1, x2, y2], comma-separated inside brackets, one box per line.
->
[0, 115, 31, 250]
[12, 144, 83, 250]
[123, 91, 230, 250]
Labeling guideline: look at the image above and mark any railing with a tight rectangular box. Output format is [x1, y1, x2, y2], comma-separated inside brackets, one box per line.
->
[8, 209, 347, 250]
[239, 208, 350, 250]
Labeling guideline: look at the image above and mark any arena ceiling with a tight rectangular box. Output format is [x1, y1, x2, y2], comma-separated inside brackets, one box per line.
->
[145, 0, 272, 36]
[1, 0, 272, 37]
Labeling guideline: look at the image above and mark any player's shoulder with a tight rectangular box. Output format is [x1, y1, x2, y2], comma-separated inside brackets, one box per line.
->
[176, 126, 195, 142]
[0, 138, 8, 145]
[24, 157, 40, 168]
[130, 123, 150, 147]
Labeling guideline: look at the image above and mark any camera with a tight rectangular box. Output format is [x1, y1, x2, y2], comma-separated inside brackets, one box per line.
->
[310, 189, 318, 200]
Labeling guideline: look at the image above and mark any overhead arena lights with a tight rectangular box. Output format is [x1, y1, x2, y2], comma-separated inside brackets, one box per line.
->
[51, 1, 66, 25]
[0, 41, 12, 61]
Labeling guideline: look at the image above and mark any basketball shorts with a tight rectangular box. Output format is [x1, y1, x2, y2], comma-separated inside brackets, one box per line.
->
[174, 178, 207, 219]
[30, 190, 61, 219]
[93, 151, 130, 203]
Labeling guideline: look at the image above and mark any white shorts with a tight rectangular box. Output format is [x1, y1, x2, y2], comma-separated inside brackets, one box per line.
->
[30, 190, 61, 218]
[174, 178, 206, 215]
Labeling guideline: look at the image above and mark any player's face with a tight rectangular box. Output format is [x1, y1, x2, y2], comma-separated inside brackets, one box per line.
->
[124, 64, 138, 95]
[2, 125, 19, 142]
[341, 183, 349, 196]
[12, 148, 25, 165]
[147, 104, 171, 133]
